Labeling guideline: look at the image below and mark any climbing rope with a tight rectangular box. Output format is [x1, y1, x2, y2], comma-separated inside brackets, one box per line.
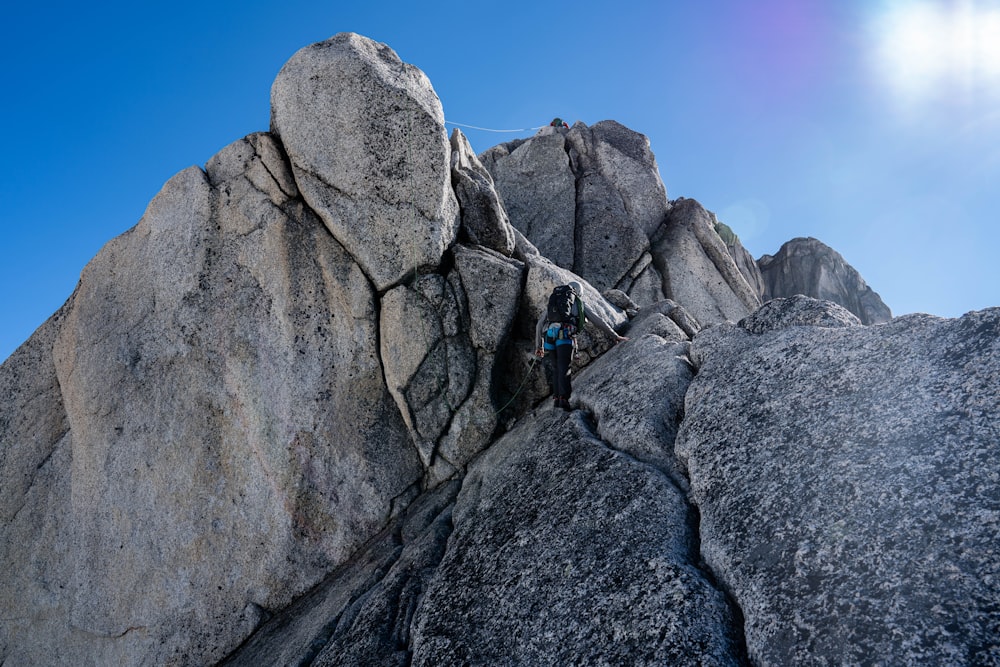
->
[493, 354, 539, 417]
[445, 120, 546, 133]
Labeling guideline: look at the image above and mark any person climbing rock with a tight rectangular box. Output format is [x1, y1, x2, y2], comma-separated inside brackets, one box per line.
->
[549, 117, 569, 129]
[535, 281, 627, 411]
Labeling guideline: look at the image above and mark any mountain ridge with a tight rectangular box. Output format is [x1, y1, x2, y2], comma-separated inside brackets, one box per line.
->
[2, 32, 996, 666]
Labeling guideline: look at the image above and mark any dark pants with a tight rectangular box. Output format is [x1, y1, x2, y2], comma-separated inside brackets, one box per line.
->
[544, 344, 574, 399]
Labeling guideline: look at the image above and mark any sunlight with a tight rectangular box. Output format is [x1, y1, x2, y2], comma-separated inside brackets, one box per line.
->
[873, 1, 1000, 99]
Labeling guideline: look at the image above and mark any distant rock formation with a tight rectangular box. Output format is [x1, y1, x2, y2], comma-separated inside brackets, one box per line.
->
[3, 30, 997, 667]
[758, 237, 892, 324]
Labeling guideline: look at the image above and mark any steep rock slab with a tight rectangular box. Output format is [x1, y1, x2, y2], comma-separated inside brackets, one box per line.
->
[758, 236, 892, 324]
[449, 128, 516, 256]
[480, 132, 576, 268]
[0, 308, 83, 664]
[409, 410, 745, 666]
[678, 298, 1000, 666]
[652, 198, 761, 326]
[33, 134, 420, 665]
[218, 481, 460, 667]
[271, 32, 459, 291]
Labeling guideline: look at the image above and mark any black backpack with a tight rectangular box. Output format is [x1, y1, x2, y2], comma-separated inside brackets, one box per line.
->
[546, 285, 576, 324]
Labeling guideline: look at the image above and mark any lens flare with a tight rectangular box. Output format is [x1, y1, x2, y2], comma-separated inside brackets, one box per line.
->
[873, 1, 1000, 100]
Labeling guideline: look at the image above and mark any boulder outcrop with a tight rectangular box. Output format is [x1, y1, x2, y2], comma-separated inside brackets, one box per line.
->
[758, 237, 892, 324]
[3, 29, 997, 667]
[481, 125, 763, 326]
[271, 32, 459, 292]
[678, 298, 1000, 665]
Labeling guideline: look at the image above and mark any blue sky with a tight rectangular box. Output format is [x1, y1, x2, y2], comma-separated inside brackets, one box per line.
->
[2, 0, 998, 362]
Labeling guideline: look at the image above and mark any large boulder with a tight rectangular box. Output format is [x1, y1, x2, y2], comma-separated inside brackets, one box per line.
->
[481, 121, 668, 295]
[758, 237, 891, 324]
[677, 298, 1000, 665]
[271, 33, 459, 291]
[2, 133, 424, 665]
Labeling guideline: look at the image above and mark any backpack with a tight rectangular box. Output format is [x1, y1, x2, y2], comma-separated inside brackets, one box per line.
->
[546, 285, 576, 324]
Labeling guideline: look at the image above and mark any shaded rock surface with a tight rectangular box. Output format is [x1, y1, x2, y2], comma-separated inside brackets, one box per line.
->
[678, 298, 1000, 666]
[220, 331, 747, 667]
[758, 237, 891, 324]
[409, 409, 744, 667]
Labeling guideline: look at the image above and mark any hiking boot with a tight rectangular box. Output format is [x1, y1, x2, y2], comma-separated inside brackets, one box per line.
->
[559, 397, 571, 411]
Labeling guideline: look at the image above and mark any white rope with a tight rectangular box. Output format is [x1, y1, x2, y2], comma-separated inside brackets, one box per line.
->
[445, 120, 547, 133]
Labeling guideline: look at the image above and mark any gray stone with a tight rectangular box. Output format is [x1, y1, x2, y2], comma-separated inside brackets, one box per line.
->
[565, 122, 666, 292]
[566, 120, 670, 238]
[624, 299, 701, 341]
[2, 133, 423, 665]
[758, 237, 892, 324]
[380, 246, 524, 480]
[451, 244, 524, 354]
[0, 307, 81, 664]
[738, 294, 862, 334]
[573, 334, 694, 479]
[409, 410, 745, 666]
[480, 132, 576, 268]
[219, 481, 460, 667]
[678, 300, 1000, 666]
[572, 169, 652, 291]
[449, 128, 516, 256]
[482, 120, 670, 297]
[270, 33, 459, 291]
[652, 198, 762, 326]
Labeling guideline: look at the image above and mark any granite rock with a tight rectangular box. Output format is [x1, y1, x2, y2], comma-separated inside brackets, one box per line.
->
[449, 128, 516, 256]
[678, 299, 1000, 666]
[271, 33, 459, 291]
[758, 237, 891, 324]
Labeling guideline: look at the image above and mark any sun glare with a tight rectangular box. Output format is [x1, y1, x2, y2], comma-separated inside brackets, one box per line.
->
[874, 1, 1000, 99]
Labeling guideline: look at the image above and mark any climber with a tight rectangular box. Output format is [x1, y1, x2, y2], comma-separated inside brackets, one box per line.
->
[535, 280, 627, 411]
[549, 117, 570, 129]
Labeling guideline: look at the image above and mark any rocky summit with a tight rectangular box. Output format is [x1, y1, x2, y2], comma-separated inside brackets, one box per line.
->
[1, 32, 997, 667]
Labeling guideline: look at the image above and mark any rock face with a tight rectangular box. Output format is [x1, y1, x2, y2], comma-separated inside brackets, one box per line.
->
[481, 125, 763, 326]
[4, 29, 998, 667]
[271, 32, 459, 291]
[758, 237, 891, 324]
[678, 298, 1000, 666]
[219, 325, 748, 667]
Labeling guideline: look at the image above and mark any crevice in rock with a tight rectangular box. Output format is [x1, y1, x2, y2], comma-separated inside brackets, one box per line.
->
[575, 402, 751, 665]
[683, 499, 751, 666]
[672, 362, 752, 666]
[304, 488, 459, 666]
[8, 428, 69, 526]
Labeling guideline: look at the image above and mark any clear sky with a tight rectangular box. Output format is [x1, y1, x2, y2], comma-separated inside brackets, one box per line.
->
[2, 0, 998, 362]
